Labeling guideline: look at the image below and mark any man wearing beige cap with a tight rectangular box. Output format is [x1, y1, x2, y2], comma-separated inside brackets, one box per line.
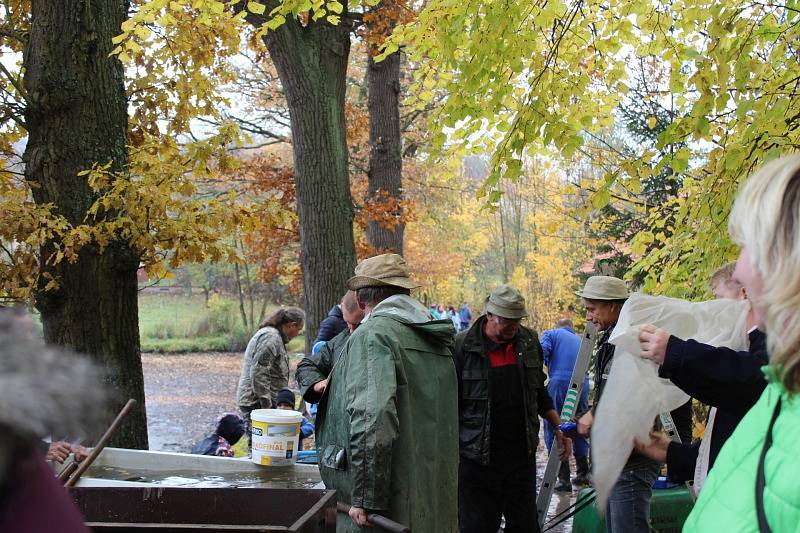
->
[314, 253, 459, 533]
[576, 276, 660, 533]
[453, 285, 570, 533]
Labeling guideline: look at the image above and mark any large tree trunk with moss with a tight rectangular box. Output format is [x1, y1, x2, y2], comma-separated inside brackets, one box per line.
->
[22, 0, 148, 449]
[241, 10, 357, 350]
[366, 50, 404, 254]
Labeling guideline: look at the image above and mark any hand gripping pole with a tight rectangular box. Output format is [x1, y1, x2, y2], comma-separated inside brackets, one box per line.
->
[536, 322, 598, 529]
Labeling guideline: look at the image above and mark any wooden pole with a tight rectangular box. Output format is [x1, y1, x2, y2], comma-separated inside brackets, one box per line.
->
[57, 461, 79, 484]
[336, 501, 410, 533]
[65, 399, 137, 487]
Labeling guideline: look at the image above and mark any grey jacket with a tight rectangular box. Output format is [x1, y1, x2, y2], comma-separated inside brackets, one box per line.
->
[236, 326, 289, 409]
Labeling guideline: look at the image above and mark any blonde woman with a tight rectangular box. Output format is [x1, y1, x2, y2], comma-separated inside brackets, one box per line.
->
[682, 155, 800, 532]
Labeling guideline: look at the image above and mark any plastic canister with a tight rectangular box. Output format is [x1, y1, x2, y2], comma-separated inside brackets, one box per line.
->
[250, 408, 302, 466]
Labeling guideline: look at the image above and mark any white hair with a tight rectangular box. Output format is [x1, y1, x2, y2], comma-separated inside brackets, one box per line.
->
[729, 154, 800, 393]
[0, 310, 108, 443]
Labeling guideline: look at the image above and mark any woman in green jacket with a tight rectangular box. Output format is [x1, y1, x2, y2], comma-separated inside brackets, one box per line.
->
[682, 155, 800, 532]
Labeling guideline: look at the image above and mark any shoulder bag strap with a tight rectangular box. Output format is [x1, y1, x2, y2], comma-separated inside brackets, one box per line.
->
[756, 396, 782, 533]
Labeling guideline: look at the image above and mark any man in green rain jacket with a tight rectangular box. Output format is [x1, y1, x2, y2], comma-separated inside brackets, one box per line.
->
[315, 253, 459, 532]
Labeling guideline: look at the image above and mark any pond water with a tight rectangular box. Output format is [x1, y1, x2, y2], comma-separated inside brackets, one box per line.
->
[85, 464, 321, 489]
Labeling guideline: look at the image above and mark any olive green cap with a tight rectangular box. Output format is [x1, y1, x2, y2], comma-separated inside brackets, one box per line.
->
[485, 285, 528, 319]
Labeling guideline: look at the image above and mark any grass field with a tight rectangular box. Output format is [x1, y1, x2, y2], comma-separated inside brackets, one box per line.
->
[139, 292, 305, 353]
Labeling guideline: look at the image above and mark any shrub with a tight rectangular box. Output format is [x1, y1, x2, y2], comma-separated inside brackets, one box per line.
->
[207, 293, 238, 336]
[226, 323, 252, 352]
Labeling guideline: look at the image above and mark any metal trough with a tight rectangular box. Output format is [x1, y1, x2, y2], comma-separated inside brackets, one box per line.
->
[70, 486, 336, 532]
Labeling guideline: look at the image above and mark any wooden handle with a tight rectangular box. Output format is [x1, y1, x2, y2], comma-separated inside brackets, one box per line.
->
[65, 399, 137, 487]
[57, 461, 79, 484]
[336, 501, 411, 533]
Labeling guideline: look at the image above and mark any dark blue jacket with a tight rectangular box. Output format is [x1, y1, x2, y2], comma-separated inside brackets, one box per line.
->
[661, 329, 768, 482]
[315, 305, 346, 343]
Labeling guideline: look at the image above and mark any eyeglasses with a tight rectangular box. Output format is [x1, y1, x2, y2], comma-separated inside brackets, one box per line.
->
[491, 314, 523, 326]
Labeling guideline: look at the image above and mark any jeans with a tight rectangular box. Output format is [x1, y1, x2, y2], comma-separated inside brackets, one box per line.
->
[605, 462, 659, 533]
[459, 458, 540, 533]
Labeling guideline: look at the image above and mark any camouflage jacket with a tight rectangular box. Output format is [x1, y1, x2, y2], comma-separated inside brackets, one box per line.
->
[236, 326, 289, 409]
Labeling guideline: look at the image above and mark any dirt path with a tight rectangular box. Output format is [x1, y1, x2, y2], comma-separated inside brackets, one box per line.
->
[143, 352, 245, 452]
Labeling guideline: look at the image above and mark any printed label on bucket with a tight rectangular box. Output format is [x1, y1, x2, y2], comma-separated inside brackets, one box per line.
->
[251, 420, 300, 467]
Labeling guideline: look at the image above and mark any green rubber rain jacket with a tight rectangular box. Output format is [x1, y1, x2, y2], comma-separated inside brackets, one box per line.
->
[315, 294, 459, 532]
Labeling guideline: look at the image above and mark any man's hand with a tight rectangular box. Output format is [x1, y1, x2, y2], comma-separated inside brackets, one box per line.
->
[72, 444, 90, 462]
[577, 412, 593, 437]
[348, 506, 373, 528]
[555, 430, 572, 461]
[313, 379, 329, 395]
[638, 324, 670, 365]
[46, 442, 71, 463]
[633, 431, 670, 463]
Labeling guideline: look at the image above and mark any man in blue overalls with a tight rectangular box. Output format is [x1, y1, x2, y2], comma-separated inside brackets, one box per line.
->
[541, 318, 591, 491]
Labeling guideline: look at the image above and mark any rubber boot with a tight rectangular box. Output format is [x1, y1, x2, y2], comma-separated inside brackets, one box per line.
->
[573, 456, 591, 487]
[555, 461, 572, 492]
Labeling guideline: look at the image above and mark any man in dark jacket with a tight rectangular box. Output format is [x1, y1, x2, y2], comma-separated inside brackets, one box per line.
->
[454, 285, 569, 533]
[635, 262, 768, 494]
[297, 290, 364, 405]
[577, 276, 662, 533]
[315, 301, 347, 343]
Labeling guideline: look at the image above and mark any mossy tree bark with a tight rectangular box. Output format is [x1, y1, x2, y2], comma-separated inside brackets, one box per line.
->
[241, 9, 357, 349]
[366, 49, 404, 254]
[23, 0, 148, 448]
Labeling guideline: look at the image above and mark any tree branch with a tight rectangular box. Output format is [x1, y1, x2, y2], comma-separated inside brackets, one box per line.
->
[0, 25, 26, 45]
[0, 60, 30, 107]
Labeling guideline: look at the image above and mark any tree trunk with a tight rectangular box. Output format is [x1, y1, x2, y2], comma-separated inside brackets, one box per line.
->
[240, 10, 357, 350]
[22, 0, 148, 448]
[366, 50, 404, 254]
[233, 261, 250, 330]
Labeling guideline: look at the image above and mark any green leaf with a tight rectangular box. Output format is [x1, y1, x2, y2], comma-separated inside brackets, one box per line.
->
[591, 190, 611, 210]
[247, 1, 266, 14]
[326, 1, 344, 14]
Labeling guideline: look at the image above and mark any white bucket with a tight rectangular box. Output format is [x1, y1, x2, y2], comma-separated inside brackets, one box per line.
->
[250, 408, 302, 466]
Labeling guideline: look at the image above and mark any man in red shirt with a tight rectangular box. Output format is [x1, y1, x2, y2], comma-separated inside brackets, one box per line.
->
[453, 285, 570, 533]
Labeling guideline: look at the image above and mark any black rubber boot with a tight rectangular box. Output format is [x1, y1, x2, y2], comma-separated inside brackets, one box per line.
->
[573, 456, 591, 487]
[555, 461, 572, 492]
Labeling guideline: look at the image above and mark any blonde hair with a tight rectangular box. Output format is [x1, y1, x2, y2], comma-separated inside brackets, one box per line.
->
[729, 154, 800, 393]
